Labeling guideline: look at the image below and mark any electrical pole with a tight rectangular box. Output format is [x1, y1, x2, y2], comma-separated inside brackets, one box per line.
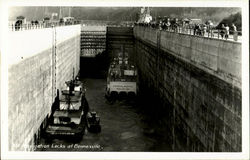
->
[69, 7, 71, 17]
[59, 7, 62, 19]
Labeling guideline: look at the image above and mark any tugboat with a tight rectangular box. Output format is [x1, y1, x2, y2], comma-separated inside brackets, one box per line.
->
[105, 46, 138, 101]
[86, 111, 101, 133]
[45, 77, 86, 141]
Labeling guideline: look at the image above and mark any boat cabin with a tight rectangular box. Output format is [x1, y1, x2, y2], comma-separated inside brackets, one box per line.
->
[53, 110, 83, 125]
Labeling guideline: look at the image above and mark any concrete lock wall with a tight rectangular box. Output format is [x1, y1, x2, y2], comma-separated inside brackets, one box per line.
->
[134, 26, 241, 151]
[8, 25, 81, 151]
[134, 26, 241, 88]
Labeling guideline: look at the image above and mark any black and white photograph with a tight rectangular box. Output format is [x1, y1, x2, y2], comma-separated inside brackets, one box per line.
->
[1, 0, 249, 160]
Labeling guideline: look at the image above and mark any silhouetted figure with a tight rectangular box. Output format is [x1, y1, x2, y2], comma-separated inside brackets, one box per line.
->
[15, 20, 22, 31]
[194, 24, 199, 35]
[35, 20, 39, 26]
[220, 24, 225, 39]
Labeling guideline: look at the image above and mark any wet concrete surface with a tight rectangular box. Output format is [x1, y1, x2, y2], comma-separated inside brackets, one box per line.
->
[37, 78, 172, 152]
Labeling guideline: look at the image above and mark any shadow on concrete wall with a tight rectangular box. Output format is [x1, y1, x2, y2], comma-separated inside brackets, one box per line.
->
[80, 50, 111, 79]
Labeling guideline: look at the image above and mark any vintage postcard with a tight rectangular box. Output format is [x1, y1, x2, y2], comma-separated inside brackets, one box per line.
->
[1, 0, 249, 160]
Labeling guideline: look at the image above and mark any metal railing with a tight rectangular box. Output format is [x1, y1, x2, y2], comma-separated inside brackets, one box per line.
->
[135, 24, 242, 42]
[9, 21, 81, 31]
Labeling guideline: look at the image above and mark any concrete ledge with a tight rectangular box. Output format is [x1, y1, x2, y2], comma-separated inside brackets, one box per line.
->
[134, 26, 242, 89]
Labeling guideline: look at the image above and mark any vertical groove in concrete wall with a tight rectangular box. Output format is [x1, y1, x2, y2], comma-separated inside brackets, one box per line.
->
[134, 27, 241, 151]
[8, 25, 81, 151]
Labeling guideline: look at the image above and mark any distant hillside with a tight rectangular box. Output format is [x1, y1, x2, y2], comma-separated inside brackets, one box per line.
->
[150, 7, 241, 25]
[72, 7, 139, 22]
[9, 6, 241, 25]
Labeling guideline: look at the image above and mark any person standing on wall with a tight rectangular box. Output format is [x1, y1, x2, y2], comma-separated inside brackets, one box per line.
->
[232, 23, 238, 41]
[193, 24, 197, 35]
[225, 24, 230, 40]
[220, 24, 225, 39]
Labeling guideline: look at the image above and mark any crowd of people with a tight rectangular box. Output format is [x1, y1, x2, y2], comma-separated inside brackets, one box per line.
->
[12, 17, 81, 31]
[11, 15, 239, 41]
[219, 23, 238, 40]
[134, 17, 239, 41]
[135, 17, 184, 32]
